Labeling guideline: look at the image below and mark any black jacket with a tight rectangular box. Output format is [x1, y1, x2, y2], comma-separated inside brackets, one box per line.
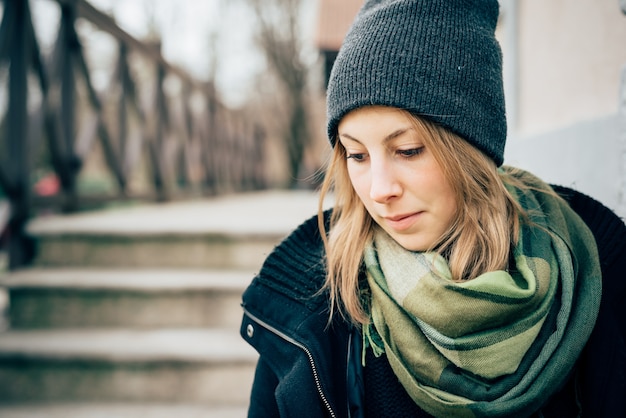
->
[240, 186, 626, 418]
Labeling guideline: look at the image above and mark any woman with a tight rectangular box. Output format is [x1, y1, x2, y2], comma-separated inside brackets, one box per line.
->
[240, 0, 626, 416]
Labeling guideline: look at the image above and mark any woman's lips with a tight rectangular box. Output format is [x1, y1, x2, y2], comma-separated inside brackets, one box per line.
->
[383, 212, 422, 231]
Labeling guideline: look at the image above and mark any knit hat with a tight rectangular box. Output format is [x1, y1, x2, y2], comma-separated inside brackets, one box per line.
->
[326, 0, 507, 166]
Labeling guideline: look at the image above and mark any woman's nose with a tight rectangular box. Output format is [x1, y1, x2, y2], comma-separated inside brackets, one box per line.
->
[369, 159, 402, 203]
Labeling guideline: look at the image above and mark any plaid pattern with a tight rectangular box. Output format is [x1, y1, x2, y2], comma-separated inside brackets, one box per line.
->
[363, 169, 602, 417]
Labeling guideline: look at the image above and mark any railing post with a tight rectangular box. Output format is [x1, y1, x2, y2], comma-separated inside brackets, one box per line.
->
[56, 0, 82, 212]
[203, 84, 219, 195]
[37, 0, 97, 214]
[4, 0, 35, 268]
[252, 124, 267, 190]
[153, 61, 169, 201]
[117, 42, 129, 182]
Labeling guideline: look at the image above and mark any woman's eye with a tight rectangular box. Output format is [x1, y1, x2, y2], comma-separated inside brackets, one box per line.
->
[398, 147, 424, 158]
[346, 153, 366, 162]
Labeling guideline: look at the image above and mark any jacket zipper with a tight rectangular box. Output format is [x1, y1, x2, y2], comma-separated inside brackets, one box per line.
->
[244, 308, 338, 418]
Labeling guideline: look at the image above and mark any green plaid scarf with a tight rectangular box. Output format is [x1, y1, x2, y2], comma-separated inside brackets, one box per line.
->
[363, 170, 601, 418]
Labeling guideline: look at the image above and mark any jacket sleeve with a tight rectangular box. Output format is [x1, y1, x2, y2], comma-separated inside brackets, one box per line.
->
[553, 185, 626, 417]
[240, 288, 344, 418]
[248, 357, 280, 418]
[240, 211, 352, 418]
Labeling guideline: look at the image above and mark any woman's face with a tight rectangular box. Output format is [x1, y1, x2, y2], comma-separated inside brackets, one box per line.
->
[337, 106, 458, 252]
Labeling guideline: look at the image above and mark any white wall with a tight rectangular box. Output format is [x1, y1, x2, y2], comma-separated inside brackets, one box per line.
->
[505, 113, 625, 217]
[500, 1, 626, 218]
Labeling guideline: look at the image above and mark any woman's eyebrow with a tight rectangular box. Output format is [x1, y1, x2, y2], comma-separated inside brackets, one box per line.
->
[337, 132, 362, 144]
[382, 128, 412, 144]
[339, 127, 412, 144]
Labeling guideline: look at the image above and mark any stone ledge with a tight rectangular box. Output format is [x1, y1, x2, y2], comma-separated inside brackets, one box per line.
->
[0, 328, 257, 363]
[0, 268, 255, 292]
[0, 403, 247, 418]
[27, 190, 329, 237]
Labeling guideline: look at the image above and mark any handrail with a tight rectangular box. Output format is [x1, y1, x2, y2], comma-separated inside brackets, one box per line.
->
[0, 0, 266, 269]
[59, 0, 204, 90]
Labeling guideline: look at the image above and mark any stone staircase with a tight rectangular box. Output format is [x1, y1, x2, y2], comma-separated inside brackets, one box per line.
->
[0, 191, 323, 417]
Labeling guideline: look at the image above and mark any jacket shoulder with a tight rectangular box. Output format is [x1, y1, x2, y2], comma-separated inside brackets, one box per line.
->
[552, 185, 626, 278]
[552, 185, 626, 417]
[243, 211, 329, 312]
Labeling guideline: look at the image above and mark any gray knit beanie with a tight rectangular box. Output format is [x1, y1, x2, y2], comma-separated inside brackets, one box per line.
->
[326, 0, 507, 166]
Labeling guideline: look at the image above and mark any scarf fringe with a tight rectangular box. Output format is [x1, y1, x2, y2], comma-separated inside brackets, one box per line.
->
[362, 322, 385, 366]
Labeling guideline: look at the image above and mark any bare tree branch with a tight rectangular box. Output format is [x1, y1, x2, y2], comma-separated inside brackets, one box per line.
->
[247, 0, 312, 188]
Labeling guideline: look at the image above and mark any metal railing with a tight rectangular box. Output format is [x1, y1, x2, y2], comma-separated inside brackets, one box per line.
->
[0, 0, 266, 269]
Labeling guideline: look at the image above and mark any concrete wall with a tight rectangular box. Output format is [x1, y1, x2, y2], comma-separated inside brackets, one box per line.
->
[500, 0, 626, 217]
[500, 0, 626, 136]
[505, 112, 625, 216]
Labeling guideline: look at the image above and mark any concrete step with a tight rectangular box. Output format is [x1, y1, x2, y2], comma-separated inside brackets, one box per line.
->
[0, 403, 247, 418]
[0, 328, 257, 404]
[0, 268, 253, 329]
[0, 192, 323, 410]
[31, 232, 279, 270]
[26, 191, 323, 270]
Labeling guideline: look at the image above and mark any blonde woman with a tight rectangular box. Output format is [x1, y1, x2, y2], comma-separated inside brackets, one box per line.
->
[240, 0, 626, 416]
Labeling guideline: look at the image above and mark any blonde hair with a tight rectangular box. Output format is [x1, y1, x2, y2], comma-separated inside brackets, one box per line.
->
[318, 110, 523, 325]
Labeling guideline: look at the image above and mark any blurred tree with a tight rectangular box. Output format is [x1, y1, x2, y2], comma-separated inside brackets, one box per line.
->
[247, 0, 313, 189]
